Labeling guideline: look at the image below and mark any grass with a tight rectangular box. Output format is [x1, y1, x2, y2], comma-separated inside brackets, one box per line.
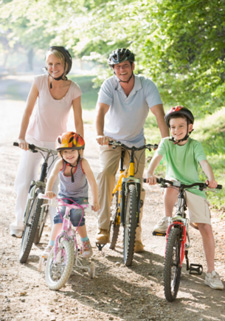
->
[69, 75, 98, 110]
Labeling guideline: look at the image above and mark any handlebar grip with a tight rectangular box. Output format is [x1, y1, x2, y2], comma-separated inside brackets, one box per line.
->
[217, 184, 222, 190]
[13, 142, 36, 151]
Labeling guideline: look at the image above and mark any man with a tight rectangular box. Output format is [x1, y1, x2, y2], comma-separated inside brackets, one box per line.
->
[95, 48, 169, 252]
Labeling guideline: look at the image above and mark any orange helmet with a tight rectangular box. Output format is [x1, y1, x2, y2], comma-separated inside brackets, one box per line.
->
[56, 132, 85, 151]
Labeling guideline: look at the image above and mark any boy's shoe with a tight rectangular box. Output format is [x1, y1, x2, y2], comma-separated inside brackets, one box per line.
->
[205, 270, 224, 290]
[81, 240, 93, 259]
[41, 245, 53, 259]
[96, 229, 110, 244]
[134, 240, 144, 253]
[153, 217, 169, 234]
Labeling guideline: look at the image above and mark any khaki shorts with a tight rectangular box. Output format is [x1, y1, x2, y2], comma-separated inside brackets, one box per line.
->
[185, 191, 211, 225]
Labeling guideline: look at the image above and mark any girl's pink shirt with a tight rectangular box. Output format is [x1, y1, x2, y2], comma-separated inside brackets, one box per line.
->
[26, 75, 81, 143]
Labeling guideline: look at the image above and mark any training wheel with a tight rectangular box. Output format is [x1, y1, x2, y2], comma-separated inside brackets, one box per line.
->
[88, 262, 95, 278]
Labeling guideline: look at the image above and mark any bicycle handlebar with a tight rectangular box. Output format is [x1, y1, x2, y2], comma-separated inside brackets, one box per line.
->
[108, 140, 158, 151]
[38, 194, 90, 210]
[143, 177, 222, 190]
[13, 142, 57, 155]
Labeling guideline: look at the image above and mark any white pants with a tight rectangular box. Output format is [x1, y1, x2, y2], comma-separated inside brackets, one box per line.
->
[12, 140, 58, 231]
[97, 145, 146, 241]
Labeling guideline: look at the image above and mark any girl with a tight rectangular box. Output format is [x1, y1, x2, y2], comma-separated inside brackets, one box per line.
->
[42, 131, 99, 258]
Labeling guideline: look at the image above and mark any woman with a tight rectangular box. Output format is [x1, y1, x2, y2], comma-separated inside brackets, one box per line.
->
[10, 46, 84, 237]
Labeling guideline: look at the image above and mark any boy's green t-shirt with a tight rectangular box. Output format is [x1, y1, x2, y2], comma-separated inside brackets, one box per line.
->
[156, 137, 207, 197]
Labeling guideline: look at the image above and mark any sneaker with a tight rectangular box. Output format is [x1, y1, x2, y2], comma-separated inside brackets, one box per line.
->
[134, 240, 144, 253]
[96, 229, 110, 244]
[10, 228, 23, 238]
[153, 217, 169, 234]
[10, 222, 24, 238]
[41, 245, 53, 259]
[81, 240, 93, 259]
[205, 270, 224, 290]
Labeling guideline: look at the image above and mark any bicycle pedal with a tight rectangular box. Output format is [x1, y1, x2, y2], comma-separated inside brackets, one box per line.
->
[189, 263, 203, 275]
[96, 242, 106, 251]
[152, 231, 166, 237]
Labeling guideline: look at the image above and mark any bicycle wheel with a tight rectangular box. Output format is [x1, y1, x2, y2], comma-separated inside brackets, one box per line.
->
[19, 188, 43, 263]
[123, 184, 138, 266]
[109, 191, 120, 249]
[34, 202, 48, 245]
[45, 240, 74, 290]
[164, 227, 182, 302]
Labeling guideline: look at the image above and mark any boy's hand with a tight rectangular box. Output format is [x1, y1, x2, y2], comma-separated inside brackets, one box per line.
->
[45, 191, 56, 199]
[146, 174, 157, 185]
[92, 201, 100, 212]
[206, 179, 218, 189]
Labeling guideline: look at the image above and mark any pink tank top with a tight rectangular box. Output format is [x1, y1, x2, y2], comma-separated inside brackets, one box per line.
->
[26, 74, 81, 143]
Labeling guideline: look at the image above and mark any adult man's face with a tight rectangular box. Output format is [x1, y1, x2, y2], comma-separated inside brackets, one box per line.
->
[113, 61, 134, 82]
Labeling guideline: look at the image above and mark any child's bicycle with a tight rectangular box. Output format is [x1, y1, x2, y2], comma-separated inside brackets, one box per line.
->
[13, 142, 58, 263]
[38, 195, 95, 291]
[155, 177, 222, 302]
[96, 140, 157, 267]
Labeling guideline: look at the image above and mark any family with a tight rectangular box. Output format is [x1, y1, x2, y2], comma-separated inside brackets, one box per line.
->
[10, 46, 223, 290]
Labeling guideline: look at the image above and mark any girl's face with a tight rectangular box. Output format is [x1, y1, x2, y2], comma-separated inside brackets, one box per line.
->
[169, 117, 193, 144]
[62, 149, 79, 165]
[46, 54, 64, 78]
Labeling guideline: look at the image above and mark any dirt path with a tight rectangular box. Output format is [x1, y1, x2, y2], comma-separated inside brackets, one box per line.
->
[0, 74, 225, 321]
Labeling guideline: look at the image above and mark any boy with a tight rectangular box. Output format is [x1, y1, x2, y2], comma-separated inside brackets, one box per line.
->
[147, 106, 224, 290]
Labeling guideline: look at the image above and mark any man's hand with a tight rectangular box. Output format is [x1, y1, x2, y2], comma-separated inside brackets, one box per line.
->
[96, 135, 109, 145]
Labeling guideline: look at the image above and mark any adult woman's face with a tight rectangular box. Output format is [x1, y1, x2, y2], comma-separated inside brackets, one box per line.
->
[46, 54, 65, 79]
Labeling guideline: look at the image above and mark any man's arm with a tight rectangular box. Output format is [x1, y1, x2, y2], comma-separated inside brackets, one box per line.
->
[96, 102, 110, 145]
[151, 104, 169, 138]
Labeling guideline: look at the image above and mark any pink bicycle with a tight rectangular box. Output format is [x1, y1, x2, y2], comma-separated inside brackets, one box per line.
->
[39, 195, 95, 291]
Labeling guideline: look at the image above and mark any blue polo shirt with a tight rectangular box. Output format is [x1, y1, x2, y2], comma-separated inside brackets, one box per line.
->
[97, 75, 162, 147]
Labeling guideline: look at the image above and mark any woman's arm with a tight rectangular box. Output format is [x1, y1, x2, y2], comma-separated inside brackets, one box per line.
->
[72, 96, 84, 137]
[18, 81, 39, 150]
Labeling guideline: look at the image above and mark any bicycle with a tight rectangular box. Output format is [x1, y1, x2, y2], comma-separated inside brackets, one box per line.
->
[155, 177, 222, 302]
[96, 140, 157, 267]
[38, 195, 95, 291]
[13, 142, 58, 263]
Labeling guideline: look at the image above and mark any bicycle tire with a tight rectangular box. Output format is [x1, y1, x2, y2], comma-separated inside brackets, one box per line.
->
[109, 191, 120, 249]
[34, 203, 48, 245]
[45, 240, 74, 290]
[123, 184, 138, 266]
[164, 227, 182, 302]
[19, 188, 43, 263]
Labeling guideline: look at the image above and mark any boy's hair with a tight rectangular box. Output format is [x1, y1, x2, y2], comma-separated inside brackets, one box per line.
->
[165, 106, 194, 127]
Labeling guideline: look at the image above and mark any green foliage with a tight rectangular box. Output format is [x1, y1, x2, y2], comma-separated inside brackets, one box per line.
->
[69, 75, 98, 110]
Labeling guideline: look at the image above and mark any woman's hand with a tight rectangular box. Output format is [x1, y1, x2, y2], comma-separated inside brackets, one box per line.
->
[18, 139, 29, 150]
[45, 191, 56, 199]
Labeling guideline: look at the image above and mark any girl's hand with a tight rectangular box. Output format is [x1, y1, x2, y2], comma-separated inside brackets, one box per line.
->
[45, 191, 56, 199]
[92, 201, 100, 212]
[18, 139, 29, 151]
[206, 179, 218, 189]
[146, 174, 157, 185]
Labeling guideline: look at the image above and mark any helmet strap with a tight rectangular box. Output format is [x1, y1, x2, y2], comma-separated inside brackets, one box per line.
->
[169, 128, 194, 144]
[49, 73, 67, 89]
[62, 154, 80, 182]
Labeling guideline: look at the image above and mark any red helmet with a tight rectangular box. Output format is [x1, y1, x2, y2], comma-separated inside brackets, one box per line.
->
[165, 106, 194, 127]
[56, 132, 85, 151]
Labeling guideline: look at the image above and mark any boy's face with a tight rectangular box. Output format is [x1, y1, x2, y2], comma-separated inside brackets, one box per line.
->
[169, 117, 193, 144]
